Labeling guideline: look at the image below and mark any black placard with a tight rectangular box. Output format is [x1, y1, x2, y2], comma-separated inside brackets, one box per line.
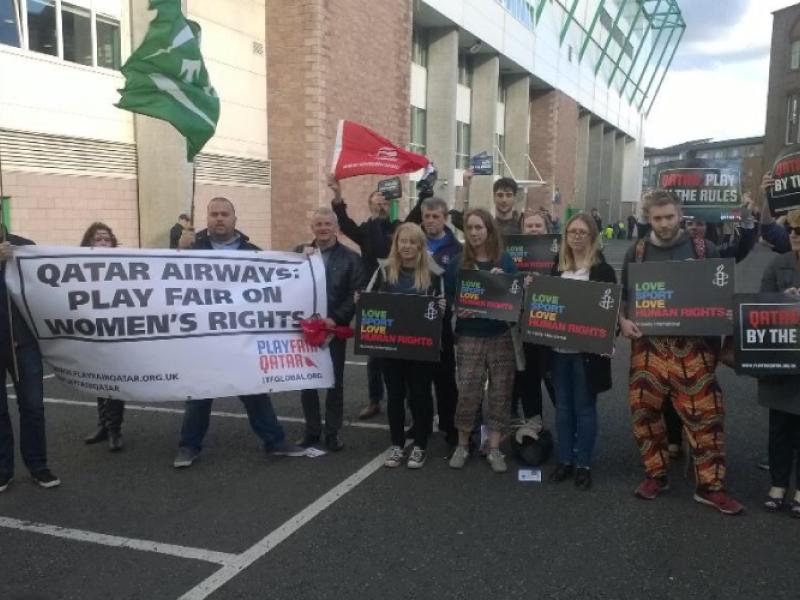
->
[658, 166, 741, 222]
[354, 292, 442, 362]
[522, 275, 621, 355]
[470, 151, 494, 175]
[628, 259, 734, 335]
[455, 269, 524, 322]
[734, 293, 800, 374]
[504, 235, 560, 274]
[767, 148, 800, 214]
[377, 177, 402, 200]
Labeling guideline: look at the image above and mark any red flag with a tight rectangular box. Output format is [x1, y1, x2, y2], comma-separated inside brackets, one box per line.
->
[332, 120, 429, 180]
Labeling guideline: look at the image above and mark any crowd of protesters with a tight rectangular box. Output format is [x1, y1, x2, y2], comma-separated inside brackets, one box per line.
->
[0, 169, 798, 521]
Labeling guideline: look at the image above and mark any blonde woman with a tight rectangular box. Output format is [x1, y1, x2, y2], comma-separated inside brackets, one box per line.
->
[548, 213, 616, 490]
[364, 223, 446, 469]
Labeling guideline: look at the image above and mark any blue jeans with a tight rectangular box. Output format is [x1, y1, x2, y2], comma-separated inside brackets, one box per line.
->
[552, 353, 598, 468]
[0, 342, 48, 476]
[179, 394, 286, 451]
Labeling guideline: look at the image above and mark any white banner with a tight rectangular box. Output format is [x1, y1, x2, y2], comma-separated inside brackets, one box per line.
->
[5, 246, 334, 401]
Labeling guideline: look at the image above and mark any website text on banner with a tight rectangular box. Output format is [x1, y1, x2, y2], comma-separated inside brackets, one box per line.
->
[5, 247, 334, 401]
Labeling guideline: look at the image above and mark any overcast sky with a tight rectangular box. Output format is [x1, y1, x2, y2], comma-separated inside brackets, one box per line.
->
[645, 0, 796, 148]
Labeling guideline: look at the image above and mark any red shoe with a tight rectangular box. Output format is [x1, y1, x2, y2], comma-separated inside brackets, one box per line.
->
[693, 490, 744, 515]
[634, 477, 670, 500]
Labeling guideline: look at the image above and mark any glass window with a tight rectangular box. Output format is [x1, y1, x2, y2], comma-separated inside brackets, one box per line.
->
[62, 2, 92, 66]
[96, 15, 121, 69]
[410, 107, 426, 155]
[411, 27, 427, 67]
[792, 40, 800, 71]
[0, 0, 23, 48]
[456, 121, 471, 170]
[27, 0, 57, 56]
[787, 94, 800, 146]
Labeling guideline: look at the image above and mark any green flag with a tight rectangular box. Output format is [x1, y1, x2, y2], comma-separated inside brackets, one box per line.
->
[116, 0, 219, 161]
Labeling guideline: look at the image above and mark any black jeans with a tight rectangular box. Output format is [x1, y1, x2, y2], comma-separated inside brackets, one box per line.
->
[433, 325, 458, 434]
[301, 336, 346, 437]
[0, 342, 48, 477]
[512, 344, 554, 420]
[384, 358, 434, 449]
[367, 356, 385, 404]
[769, 409, 800, 489]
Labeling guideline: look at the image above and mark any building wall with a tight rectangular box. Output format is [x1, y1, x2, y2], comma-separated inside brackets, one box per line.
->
[266, 0, 411, 251]
[764, 4, 800, 169]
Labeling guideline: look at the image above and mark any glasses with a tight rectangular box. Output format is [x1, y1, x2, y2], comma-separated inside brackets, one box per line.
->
[566, 230, 590, 238]
[786, 226, 800, 236]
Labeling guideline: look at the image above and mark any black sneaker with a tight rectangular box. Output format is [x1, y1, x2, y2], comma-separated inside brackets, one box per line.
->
[574, 467, 592, 490]
[0, 473, 12, 493]
[32, 469, 61, 489]
[549, 463, 574, 482]
[296, 434, 320, 448]
[173, 446, 201, 468]
[325, 434, 344, 452]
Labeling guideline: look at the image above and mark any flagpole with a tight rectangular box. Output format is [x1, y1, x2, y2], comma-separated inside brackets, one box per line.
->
[0, 142, 20, 381]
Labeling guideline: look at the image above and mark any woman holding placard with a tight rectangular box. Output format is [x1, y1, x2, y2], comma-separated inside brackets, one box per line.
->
[80, 223, 126, 452]
[446, 209, 518, 474]
[363, 223, 446, 470]
[548, 213, 616, 490]
[758, 209, 800, 517]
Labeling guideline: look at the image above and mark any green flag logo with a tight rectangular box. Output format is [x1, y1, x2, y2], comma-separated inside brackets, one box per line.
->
[116, 0, 220, 161]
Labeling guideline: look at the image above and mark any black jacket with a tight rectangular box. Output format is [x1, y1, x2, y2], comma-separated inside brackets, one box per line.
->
[169, 223, 184, 249]
[191, 229, 261, 251]
[550, 258, 617, 394]
[332, 201, 399, 275]
[0, 233, 39, 348]
[293, 240, 364, 326]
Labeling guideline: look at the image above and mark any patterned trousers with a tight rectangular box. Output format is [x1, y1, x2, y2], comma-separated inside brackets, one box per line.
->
[629, 337, 726, 492]
[455, 331, 515, 433]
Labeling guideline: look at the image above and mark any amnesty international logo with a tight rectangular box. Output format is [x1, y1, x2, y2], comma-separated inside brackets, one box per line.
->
[598, 288, 615, 311]
[712, 264, 730, 288]
[424, 301, 439, 321]
[510, 279, 521, 295]
[550, 238, 560, 254]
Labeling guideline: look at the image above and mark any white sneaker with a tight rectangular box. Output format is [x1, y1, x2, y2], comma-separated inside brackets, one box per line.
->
[487, 449, 507, 473]
[407, 446, 426, 469]
[449, 445, 469, 469]
[384, 446, 404, 468]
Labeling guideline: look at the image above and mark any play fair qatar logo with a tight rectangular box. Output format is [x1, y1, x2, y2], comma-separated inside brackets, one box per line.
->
[256, 338, 320, 373]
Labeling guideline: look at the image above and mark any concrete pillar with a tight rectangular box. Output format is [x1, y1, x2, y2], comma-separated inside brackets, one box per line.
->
[621, 135, 646, 217]
[503, 74, 531, 183]
[425, 28, 458, 205]
[131, 0, 194, 248]
[469, 54, 500, 210]
[610, 133, 625, 223]
[586, 120, 605, 212]
[573, 112, 591, 211]
[600, 127, 616, 226]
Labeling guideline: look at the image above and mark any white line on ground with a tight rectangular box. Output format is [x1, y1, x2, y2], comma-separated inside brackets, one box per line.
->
[345, 360, 367, 366]
[0, 516, 238, 565]
[36, 397, 391, 431]
[177, 449, 388, 600]
[6, 373, 55, 387]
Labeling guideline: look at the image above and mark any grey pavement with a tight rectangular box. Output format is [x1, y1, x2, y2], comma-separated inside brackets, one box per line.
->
[1, 238, 798, 600]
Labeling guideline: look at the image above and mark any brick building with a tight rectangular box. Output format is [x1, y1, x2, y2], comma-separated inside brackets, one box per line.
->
[0, 0, 683, 248]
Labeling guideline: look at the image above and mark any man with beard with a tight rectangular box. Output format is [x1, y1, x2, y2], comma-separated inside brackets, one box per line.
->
[618, 190, 743, 515]
[451, 170, 522, 238]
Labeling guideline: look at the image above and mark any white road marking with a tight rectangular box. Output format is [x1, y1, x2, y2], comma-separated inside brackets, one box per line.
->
[345, 360, 367, 366]
[6, 373, 55, 387]
[36, 397, 391, 431]
[0, 516, 237, 565]
[178, 449, 388, 600]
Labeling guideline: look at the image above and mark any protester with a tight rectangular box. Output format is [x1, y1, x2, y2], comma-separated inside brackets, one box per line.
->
[80, 223, 125, 452]
[759, 211, 800, 517]
[548, 214, 616, 491]
[512, 210, 556, 430]
[294, 207, 363, 452]
[0, 231, 60, 491]
[329, 175, 395, 421]
[411, 196, 461, 446]
[173, 197, 304, 468]
[590, 208, 602, 234]
[451, 170, 522, 237]
[446, 209, 518, 473]
[619, 190, 743, 515]
[363, 223, 446, 469]
[627, 213, 637, 240]
[169, 213, 191, 249]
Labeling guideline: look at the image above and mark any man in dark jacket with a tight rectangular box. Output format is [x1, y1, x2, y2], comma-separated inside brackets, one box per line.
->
[294, 207, 363, 451]
[619, 190, 742, 515]
[173, 197, 304, 468]
[329, 175, 397, 420]
[450, 170, 522, 238]
[169, 213, 191, 249]
[0, 231, 60, 492]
